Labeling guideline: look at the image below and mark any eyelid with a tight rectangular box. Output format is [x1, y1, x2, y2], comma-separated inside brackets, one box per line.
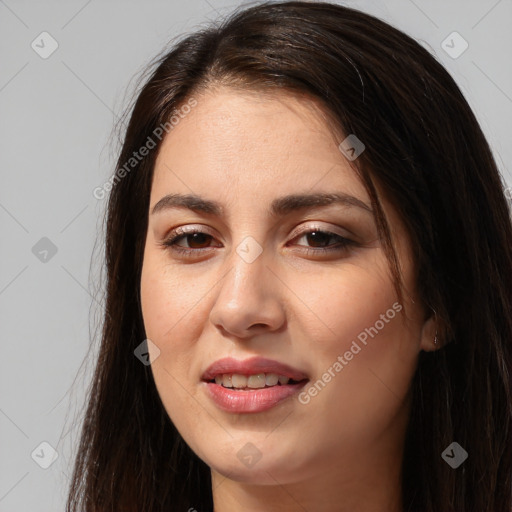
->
[169, 224, 213, 236]
[160, 223, 358, 262]
[164, 222, 350, 244]
[289, 222, 349, 240]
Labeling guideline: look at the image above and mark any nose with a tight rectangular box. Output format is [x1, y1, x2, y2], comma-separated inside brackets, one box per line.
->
[208, 240, 286, 339]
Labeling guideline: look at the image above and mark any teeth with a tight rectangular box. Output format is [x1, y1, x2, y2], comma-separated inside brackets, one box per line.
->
[231, 374, 248, 388]
[247, 374, 266, 388]
[265, 373, 279, 386]
[212, 373, 294, 388]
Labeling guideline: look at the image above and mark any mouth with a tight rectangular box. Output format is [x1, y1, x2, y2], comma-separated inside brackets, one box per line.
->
[205, 373, 308, 390]
[201, 357, 310, 413]
[201, 355, 309, 382]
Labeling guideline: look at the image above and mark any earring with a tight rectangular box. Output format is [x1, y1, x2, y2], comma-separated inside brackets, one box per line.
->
[431, 307, 440, 348]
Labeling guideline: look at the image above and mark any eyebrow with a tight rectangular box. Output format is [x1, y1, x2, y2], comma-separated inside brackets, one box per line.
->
[151, 192, 373, 217]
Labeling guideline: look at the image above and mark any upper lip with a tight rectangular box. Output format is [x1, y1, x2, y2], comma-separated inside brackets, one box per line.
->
[202, 356, 309, 382]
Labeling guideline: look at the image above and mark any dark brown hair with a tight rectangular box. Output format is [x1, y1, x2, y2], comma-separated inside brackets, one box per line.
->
[66, 2, 512, 511]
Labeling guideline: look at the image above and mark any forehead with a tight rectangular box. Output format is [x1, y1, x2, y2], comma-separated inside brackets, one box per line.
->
[151, 87, 367, 201]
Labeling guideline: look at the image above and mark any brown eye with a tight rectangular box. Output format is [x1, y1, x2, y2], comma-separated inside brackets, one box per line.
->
[161, 226, 355, 258]
[292, 228, 354, 254]
[161, 228, 220, 255]
[172, 232, 213, 249]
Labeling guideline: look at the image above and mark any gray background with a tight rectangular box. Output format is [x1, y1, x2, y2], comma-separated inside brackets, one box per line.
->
[0, 0, 511, 510]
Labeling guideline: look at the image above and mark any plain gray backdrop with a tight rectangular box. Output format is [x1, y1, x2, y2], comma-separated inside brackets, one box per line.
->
[1, 0, 511, 510]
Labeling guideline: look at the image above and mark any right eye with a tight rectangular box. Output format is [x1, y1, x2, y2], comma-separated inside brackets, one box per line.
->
[161, 227, 220, 255]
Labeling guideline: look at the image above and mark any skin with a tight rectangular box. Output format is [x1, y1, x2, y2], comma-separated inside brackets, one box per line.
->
[140, 87, 437, 512]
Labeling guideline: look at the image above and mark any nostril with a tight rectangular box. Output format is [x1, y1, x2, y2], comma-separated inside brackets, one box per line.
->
[249, 323, 267, 329]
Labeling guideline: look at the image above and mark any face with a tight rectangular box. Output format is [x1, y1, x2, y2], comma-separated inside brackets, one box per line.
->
[140, 87, 435, 489]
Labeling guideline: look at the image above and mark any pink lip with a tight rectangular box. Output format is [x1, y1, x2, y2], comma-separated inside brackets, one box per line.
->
[203, 381, 308, 413]
[201, 356, 309, 413]
[201, 356, 309, 381]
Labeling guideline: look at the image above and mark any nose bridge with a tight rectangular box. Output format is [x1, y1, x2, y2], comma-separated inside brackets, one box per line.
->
[223, 234, 268, 299]
[209, 233, 286, 336]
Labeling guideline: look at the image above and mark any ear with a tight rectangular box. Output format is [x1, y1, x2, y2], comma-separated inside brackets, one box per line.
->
[419, 313, 439, 352]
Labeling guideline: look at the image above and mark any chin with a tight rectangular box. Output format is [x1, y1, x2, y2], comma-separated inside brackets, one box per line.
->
[210, 459, 292, 485]
[205, 445, 311, 486]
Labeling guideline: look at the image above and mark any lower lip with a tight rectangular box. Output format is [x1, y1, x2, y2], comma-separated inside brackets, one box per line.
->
[203, 381, 308, 413]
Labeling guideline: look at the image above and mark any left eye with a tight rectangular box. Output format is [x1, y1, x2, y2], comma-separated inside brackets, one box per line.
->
[161, 227, 354, 255]
[293, 229, 350, 249]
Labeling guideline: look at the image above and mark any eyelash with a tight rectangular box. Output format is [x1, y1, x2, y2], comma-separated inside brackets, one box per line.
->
[160, 226, 355, 257]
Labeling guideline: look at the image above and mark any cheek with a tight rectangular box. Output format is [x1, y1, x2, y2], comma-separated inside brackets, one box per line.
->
[139, 254, 216, 426]
[294, 257, 420, 443]
[140, 254, 205, 341]
[297, 253, 401, 363]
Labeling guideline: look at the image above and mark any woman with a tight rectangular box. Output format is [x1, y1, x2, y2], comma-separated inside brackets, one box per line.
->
[66, 1, 512, 511]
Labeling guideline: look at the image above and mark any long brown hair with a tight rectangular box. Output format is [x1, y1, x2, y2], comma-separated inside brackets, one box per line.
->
[66, 2, 512, 511]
